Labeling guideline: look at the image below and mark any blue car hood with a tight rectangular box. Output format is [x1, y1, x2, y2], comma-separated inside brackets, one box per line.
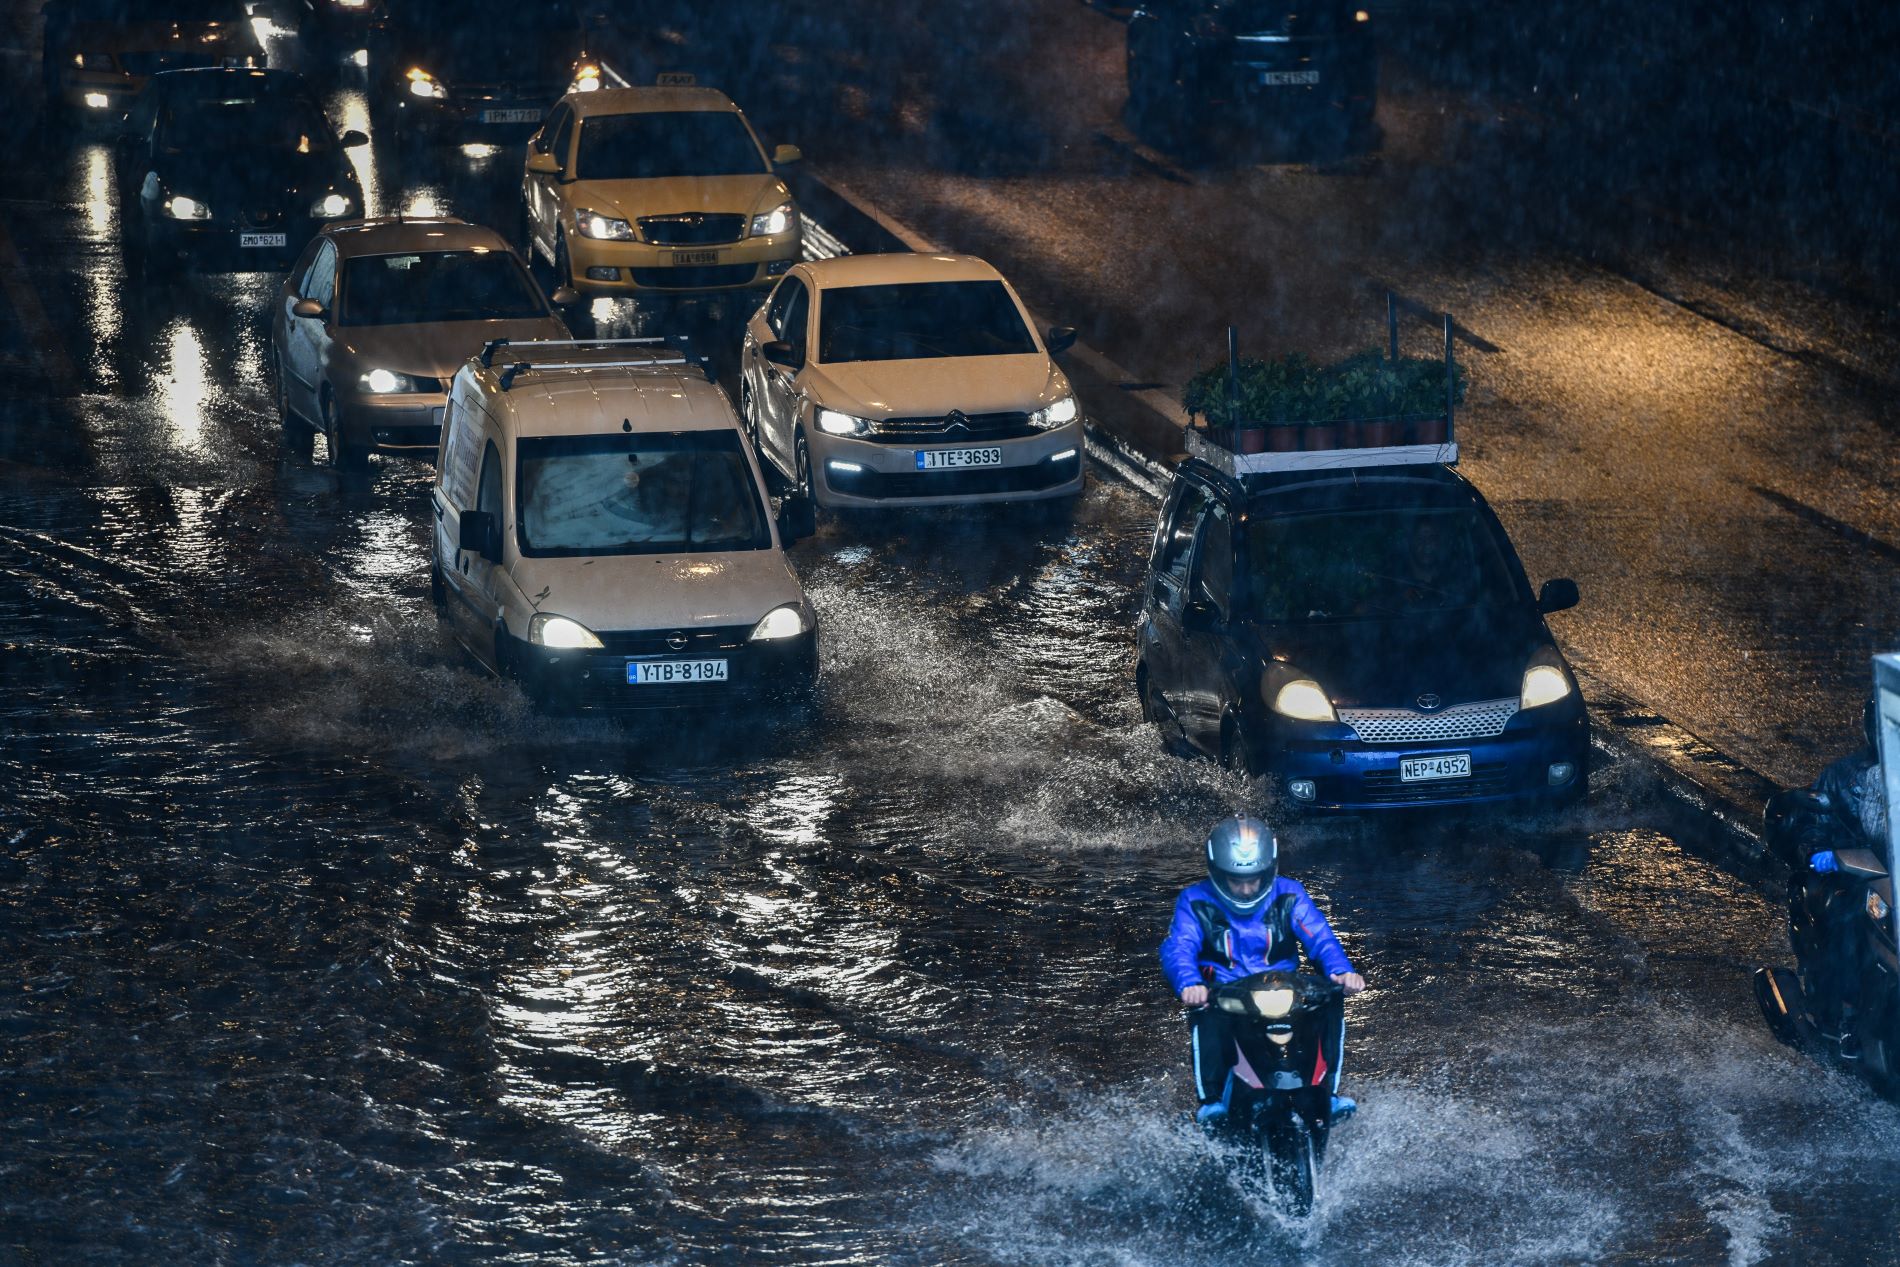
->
[1243, 605, 1550, 709]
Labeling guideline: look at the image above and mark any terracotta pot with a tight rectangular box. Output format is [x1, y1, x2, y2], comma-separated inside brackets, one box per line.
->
[1235, 426, 1268, 454]
[1358, 418, 1404, 447]
[1301, 423, 1340, 451]
[1412, 416, 1449, 444]
[1265, 425, 1301, 452]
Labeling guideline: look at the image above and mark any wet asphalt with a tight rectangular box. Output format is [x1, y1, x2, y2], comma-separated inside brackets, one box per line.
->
[3, 2, 1900, 1264]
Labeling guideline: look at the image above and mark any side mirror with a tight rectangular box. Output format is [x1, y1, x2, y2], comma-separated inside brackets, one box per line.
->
[459, 509, 502, 563]
[291, 297, 325, 319]
[1537, 577, 1580, 614]
[772, 143, 802, 166]
[762, 339, 800, 369]
[525, 150, 561, 175]
[548, 285, 578, 306]
[1045, 325, 1078, 354]
[1182, 598, 1222, 632]
[776, 493, 816, 544]
[339, 128, 369, 148]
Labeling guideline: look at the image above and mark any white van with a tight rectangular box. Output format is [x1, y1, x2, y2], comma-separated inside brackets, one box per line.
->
[429, 338, 818, 712]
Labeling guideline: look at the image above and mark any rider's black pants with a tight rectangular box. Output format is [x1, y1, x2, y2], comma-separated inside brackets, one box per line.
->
[1189, 997, 1346, 1106]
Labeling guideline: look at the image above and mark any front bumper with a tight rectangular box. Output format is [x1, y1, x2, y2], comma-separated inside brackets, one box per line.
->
[513, 626, 819, 713]
[145, 215, 323, 272]
[1186, 37, 1375, 120]
[334, 391, 446, 456]
[808, 422, 1085, 508]
[564, 230, 799, 295]
[1263, 705, 1589, 811]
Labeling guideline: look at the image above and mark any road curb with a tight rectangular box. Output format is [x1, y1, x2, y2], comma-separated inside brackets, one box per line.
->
[776, 155, 1785, 859]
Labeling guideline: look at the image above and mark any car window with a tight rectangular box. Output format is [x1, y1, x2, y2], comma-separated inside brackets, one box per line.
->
[765, 277, 804, 340]
[817, 280, 1037, 364]
[337, 251, 547, 327]
[302, 242, 336, 307]
[1245, 505, 1527, 622]
[573, 110, 768, 180]
[516, 431, 771, 557]
[536, 104, 568, 156]
[776, 281, 808, 355]
[477, 440, 504, 515]
[440, 402, 482, 509]
[549, 106, 576, 166]
[1157, 482, 1210, 592]
[1194, 504, 1233, 614]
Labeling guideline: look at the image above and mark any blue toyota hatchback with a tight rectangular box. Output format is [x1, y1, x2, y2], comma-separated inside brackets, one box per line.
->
[1134, 456, 1588, 810]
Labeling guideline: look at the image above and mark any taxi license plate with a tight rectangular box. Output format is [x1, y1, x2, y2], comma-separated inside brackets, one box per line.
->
[672, 250, 720, 266]
[480, 107, 541, 124]
[1400, 753, 1471, 783]
[240, 232, 287, 248]
[1260, 70, 1320, 86]
[628, 659, 728, 685]
[916, 446, 1002, 471]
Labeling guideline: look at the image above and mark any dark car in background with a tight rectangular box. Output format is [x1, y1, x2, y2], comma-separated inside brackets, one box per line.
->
[115, 68, 365, 276]
[40, 0, 262, 128]
[365, 0, 597, 145]
[1135, 459, 1588, 811]
[1125, 0, 1377, 152]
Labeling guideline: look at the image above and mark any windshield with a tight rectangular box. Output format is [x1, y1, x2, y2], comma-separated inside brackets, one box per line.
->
[338, 251, 547, 327]
[817, 280, 1037, 363]
[1245, 506, 1524, 622]
[159, 93, 332, 152]
[518, 432, 770, 557]
[572, 111, 767, 180]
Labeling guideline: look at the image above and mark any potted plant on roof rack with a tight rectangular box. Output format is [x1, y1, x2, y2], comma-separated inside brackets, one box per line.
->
[1181, 296, 1468, 474]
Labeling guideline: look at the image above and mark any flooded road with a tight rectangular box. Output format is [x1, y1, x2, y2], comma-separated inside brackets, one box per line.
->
[4, 13, 1900, 1267]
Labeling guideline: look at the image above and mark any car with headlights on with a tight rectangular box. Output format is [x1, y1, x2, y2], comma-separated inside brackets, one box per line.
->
[272, 216, 573, 470]
[739, 253, 1084, 510]
[430, 338, 818, 713]
[41, 0, 262, 128]
[1135, 457, 1587, 810]
[115, 68, 364, 276]
[366, 0, 595, 145]
[521, 85, 803, 297]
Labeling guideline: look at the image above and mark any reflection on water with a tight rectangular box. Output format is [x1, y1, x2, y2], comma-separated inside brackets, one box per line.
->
[331, 89, 380, 216]
[157, 321, 210, 451]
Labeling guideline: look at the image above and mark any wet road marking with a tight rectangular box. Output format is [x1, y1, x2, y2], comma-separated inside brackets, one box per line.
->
[0, 206, 79, 392]
[1749, 484, 1900, 565]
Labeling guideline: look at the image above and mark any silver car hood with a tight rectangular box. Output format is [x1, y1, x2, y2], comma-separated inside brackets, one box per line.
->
[509, 547, 806, 634]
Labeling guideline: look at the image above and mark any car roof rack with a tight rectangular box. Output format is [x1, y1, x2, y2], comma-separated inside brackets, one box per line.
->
[480, 337, 712, 388]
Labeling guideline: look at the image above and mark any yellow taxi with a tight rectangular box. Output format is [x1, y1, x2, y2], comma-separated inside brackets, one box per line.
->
[40, 0, 263, 125]
[520, 86, 803, 298]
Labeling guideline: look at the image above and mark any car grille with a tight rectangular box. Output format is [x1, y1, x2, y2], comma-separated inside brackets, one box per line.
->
[825, 454, 1080, 500]
[241, 206, 287, 227]
[1337, 697, 1519, 744]
[1348, 763, 1514, 805]
[594, 625, 750, 657]
[871, 411, 1037, 442]
[628, 263, 760, 290]
[638, 214, 746, 245]
[119, 51, 219, 75]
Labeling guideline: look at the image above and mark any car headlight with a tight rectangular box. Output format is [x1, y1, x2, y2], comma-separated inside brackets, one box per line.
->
[749, 201, 796, 237]
[311, 192, 353, 219]
[359, 368, 430, 393]
[335, 0, 367, 8]
[1029, 395, 1079, 429]
[406, 67, 446, 99]
[815, 408, 872, 437]
[571, 63, 601, 92]
[74, 52, 114, 69]
[1520, 663, 1573, 710]
[1272, 679, 1336, 722]
[529, 613, 603, 649]
[164, 194, 211, 221]
[1869, 890, 1891, 923]
[748, 605, 808, 642]
[575, 212, 633, 240]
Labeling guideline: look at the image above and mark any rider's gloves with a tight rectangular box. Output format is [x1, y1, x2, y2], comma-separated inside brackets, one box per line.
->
[1810, 850, 1839, 874]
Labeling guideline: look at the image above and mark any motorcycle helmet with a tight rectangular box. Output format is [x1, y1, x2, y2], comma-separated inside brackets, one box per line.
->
[1205, 813, 1277, 913]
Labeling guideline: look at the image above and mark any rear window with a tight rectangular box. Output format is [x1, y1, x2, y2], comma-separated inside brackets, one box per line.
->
[817, 280, 1037, 364]
[517, 431, 769, 557]
[338, 251, 547, 327]
[1244, 506, 1525, 622]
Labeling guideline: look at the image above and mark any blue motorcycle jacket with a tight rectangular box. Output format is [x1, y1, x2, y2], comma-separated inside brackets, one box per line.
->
[1159, 877, 1353, 995]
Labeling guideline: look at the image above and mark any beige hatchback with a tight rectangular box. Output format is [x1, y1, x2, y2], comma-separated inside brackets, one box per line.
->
[430, 338, 819, 713]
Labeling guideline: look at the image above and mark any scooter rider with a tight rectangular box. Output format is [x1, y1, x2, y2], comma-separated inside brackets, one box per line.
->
[1160, 813, 1366, 1126]
[1801, 698, 1890, 1057]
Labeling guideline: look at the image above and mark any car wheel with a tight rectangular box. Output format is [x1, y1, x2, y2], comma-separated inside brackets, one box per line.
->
[1220, 715, 1260, 777]
[554, 232, 574, 292]
[276, 357, 313, 457]
[1124, 41, 1179, 149]
[321, 392, 369, 472]
[428, 560, 447, 615]
[794, 428, 815, 501]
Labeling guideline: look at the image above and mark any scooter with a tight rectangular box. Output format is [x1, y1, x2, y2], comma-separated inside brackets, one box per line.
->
[1202, 970, 1348, 1216]
[1753, 787, 1900, 1094]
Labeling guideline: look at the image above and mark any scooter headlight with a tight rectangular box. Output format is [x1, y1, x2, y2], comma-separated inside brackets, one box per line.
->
[1251, 987, 1295, 1018]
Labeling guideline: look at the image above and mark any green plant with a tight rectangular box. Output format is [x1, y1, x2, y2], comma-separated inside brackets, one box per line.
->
[1183, 348, 1466, 427]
